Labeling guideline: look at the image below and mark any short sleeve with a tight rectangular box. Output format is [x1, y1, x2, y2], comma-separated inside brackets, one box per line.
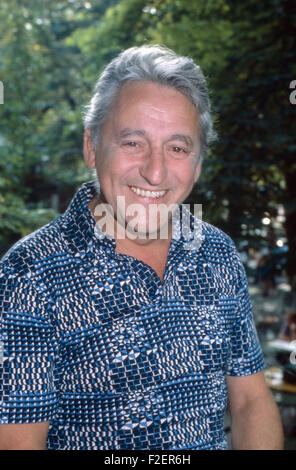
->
[0, 263, 59, 424]
[226, 256, 266, 376]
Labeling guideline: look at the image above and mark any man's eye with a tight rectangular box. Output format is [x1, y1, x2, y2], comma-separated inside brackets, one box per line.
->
[121, 141, 143, 153]
[121, 140, 148, 155]
[170, 146, 189, 156]
[125, 141, 139, 147]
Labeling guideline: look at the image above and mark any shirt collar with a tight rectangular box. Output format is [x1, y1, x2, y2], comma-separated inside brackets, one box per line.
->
[61, 180, 204, 258]
[61, 180, 114, 258]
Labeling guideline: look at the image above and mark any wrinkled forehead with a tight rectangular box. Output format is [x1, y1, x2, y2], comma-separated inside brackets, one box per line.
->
[108, 80, 199, 128]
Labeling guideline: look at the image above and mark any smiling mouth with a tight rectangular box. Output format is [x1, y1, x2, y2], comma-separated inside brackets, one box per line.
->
[129, 186, 167, 199]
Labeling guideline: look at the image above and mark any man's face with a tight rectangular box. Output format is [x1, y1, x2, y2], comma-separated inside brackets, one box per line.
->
[84, 81, 201, 238]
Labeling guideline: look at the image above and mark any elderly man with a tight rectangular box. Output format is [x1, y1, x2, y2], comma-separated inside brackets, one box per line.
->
[0, 45, 283, 450]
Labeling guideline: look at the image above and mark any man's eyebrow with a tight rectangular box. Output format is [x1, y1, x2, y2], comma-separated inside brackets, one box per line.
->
[117, 128, 147, 139]
[167, 134, 194, 147]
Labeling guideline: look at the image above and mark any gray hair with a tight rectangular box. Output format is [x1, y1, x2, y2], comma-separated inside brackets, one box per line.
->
[83, 44, 217, 160]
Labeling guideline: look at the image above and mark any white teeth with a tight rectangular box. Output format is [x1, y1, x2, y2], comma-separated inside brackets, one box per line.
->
[130, 186, 166, 198]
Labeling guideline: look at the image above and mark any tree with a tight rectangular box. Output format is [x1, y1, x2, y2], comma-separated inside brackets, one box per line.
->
[0, 0, 120, 253]
[210, 0, 296, 288]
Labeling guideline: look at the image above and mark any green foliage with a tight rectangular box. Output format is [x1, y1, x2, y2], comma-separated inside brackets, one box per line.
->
[1, 0, 296, 289]
[0, 0, 117, 253]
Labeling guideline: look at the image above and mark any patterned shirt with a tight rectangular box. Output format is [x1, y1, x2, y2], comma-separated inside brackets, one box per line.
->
[0, 181, 265, 450]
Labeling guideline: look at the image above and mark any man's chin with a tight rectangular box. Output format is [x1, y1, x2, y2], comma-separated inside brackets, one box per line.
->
[124, 221, 172, 242]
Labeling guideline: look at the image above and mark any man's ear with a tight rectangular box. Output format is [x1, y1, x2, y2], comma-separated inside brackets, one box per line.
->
[193, 160, 202, 183]
[83, 130, 96, 168]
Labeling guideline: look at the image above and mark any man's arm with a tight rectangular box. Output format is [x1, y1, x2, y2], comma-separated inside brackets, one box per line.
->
[227, 371, 284, 450]
[0, 422, 50, 450]
[0, 261, 58, 450]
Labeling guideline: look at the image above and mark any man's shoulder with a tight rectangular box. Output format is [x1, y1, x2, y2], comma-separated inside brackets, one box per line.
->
[194, 221, 248, 292]
[200, 220, 240, 266]
[201, 220, 235, 246]
[0, 215, 66, 278]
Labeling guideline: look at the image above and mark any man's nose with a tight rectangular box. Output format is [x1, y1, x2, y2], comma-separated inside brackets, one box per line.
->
[139, 146, 167, 185]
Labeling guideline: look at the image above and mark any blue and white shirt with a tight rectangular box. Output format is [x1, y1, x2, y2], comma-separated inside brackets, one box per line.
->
[0, 181, 265, 450]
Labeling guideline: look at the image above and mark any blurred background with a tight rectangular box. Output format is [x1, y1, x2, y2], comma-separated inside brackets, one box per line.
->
[0, 0, 295, 449]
